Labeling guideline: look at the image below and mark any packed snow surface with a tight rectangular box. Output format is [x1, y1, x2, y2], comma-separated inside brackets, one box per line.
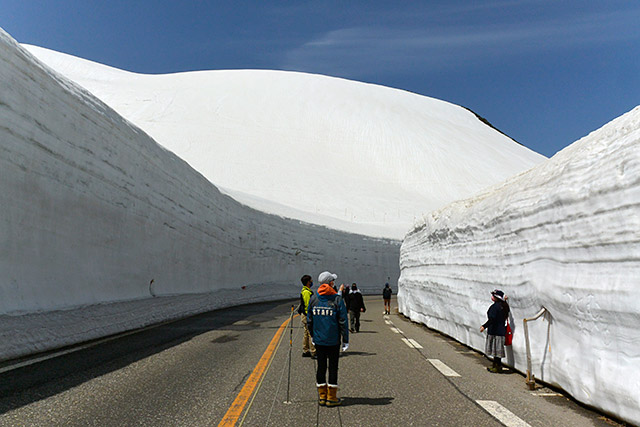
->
[398, 107, 640, 425]
[24, 45, 546, 239]
[0, 28, 399, 358]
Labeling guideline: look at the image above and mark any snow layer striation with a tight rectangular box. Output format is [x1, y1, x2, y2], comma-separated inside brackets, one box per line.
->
[398, 106, 640, 425]
[24, 45, 546, 239]
[0, 27, 398, 339]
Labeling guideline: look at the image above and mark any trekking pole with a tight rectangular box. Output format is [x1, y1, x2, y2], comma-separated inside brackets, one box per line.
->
[284, 304, 294, 404]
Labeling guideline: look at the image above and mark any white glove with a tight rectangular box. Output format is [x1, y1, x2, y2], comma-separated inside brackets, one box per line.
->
[311, 339, 315, 346]
[341, 343, 349, 352]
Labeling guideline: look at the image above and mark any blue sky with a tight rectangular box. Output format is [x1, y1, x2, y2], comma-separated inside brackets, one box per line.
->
[2, 0, 638, 157]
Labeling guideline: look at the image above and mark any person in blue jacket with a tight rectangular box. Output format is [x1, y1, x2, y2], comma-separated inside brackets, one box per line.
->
[307, 271, 349, 406]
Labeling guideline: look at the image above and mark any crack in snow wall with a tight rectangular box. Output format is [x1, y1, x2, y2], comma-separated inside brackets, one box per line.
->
[398, 106, 640, 426]
[0, 29, 399, 319]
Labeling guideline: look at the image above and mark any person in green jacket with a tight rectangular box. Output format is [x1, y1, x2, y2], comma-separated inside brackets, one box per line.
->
[298, 274, 316, 358]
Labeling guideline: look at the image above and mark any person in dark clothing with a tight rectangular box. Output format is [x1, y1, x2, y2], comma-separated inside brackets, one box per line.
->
[339, 283, 351, 327]
[308, 271, 349, 406]
[382, 283, 392, 315]
[480, 289, 510, 373]
[340, 284, 351, 311]
[298, 274, 316, 358]
[348, 283, 366, 332]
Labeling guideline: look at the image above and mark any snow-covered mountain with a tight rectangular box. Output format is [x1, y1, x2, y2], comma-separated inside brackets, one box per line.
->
[398, 106, 640, 425]
[0, 27, 399, 317]
[24, 45, 546, 239]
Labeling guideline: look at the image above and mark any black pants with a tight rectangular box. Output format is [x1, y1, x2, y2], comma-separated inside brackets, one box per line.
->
[349, 310, 361, 332]
[315, 344, 340, 385]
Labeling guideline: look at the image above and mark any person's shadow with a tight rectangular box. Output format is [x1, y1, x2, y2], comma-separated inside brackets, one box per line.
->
[340, 351, 376, 357]
[340, 396, 394, 406]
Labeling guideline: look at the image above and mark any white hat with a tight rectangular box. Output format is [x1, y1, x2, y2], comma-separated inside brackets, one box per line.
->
[318, 271, 338, 284]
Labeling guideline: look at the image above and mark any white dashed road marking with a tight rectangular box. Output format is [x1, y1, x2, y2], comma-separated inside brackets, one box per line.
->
[388, 321, 531, 427]
[407, 338, 423, 349]
[401, 338, 415, 348]
[476, 400, 531, 427]
[427, 359, 461, 377]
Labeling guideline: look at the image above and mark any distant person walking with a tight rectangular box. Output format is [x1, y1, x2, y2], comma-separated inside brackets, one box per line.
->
[382, 283, 392, 315]
[348, 283, 366, 332]
[340, 283, 351, 312]
[339, 283, 352, 330]
[308, 271, 349, 406]
[298, 274, 316, 358]
[480, 289, 510, 373]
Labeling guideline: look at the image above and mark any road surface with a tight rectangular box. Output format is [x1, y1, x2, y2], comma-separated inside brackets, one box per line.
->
[0, 296, 625, 426]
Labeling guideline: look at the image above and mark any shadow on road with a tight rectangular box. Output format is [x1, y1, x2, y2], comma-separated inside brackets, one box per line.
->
[341, 396, 394, 406]
[210, 334, 240, 344]
[340, 351, 376, 357]
[0, 299, 294, 414]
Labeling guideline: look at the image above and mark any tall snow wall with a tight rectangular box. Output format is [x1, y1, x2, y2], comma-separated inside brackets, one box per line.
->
[0, 28, 399, 316]
[398, 106, 640, 425]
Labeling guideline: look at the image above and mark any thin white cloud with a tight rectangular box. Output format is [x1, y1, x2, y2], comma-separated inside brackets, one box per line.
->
[281, 8, 640, 77]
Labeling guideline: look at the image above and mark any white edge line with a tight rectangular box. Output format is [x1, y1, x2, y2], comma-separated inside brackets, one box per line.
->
[476, 400, 531, 427]
[407, 338, 423, 349]
[401, 338, 414, 348]
[0, 317, 180, 374]
[427, 359, 460, 377]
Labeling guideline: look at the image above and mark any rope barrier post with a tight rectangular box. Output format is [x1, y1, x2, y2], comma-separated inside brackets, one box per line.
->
[284, 304, 294, 404]
[523, 307, 547, 390]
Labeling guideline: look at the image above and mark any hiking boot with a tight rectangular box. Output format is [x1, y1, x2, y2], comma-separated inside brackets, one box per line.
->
[317, 384, 328, 406]
[487, 360, 503, 373]
[326, 385, 342, 407]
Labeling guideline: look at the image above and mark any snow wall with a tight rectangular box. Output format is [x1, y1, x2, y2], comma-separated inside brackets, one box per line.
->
[0, 28, 399, 318]
[398, 106, 640, 425]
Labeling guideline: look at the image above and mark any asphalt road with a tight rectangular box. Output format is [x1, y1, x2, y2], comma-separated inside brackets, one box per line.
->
[0, 297, 626, 426]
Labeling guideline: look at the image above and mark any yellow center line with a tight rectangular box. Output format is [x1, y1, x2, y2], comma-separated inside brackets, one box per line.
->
[218, 313, 299, 426]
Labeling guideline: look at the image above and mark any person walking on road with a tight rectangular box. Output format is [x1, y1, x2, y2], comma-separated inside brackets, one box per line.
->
[298, 274, 316, 358]
[308, 271, 349, 407]
[340, 283, 351, 323]
[348, 283, 366, 333]
[382, 283, 392, 315]
[480, 289, 510, 373]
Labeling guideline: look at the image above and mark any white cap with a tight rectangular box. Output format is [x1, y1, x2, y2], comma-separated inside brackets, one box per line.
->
[318, 271, 338, 284]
